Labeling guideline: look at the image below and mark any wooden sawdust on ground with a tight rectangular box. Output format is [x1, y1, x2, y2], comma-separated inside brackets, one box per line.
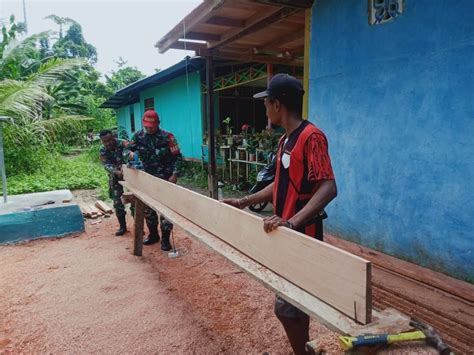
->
[0, 189, 443, 354]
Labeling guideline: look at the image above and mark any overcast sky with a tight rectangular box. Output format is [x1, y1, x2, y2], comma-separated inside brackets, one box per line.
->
[0, 0, 201, 77]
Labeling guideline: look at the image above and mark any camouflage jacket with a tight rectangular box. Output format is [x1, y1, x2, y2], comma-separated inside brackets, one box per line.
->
[99, 139, 128, 182]
[129, 129, 183, 178]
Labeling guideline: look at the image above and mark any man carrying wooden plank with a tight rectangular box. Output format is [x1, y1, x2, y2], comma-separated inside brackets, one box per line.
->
[224, 74, 337, 355]
[99, 129, 130, 236]
[127, 110, 183, 251]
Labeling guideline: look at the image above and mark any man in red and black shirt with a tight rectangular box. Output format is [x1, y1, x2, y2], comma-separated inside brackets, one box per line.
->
[224, 74, 337, 354]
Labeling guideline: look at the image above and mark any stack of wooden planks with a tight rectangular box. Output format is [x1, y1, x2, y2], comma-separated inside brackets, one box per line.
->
[81, 200, 113, 219]
[325, 235, 474, 354]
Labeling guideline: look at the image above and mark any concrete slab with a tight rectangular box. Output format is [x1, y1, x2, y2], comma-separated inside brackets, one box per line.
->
[0, 190, 84, 244]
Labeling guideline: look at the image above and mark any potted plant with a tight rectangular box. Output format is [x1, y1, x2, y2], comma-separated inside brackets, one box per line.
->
[254, 131, 265, 149]
[222, 117, 233, 145]
[262, 128, 278, 152]
[246, 136, 259, 161]
[241, 124, 251, 146]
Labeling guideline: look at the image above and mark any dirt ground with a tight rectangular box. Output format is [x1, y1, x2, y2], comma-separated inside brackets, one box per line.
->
[1, 189, 445, 354]
[0, 207, 341, 354]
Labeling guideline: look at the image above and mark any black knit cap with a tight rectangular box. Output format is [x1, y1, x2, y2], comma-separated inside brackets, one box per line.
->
[253, 73, 304, 99]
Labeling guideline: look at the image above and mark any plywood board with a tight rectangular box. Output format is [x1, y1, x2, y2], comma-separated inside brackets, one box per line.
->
[122, 168, 372, 324]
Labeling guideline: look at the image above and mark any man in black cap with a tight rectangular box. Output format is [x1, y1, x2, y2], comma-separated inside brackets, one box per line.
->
[224, 73, 337, 354]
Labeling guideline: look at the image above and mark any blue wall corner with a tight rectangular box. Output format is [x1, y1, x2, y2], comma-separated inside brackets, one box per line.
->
[139, 72, 203, 160]
[309, 0, 474, 281]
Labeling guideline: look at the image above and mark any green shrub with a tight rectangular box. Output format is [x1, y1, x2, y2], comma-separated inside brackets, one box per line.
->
[2, 118, 92, 176]
[180, 160, 208, 189]
[4, 145, 50, 176]
[1, 149, 108, 197]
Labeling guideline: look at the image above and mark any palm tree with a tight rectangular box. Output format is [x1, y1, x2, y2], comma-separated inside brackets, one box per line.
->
[0, 33, 90, 145]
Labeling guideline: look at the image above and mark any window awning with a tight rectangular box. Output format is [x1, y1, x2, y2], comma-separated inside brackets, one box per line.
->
[156, 0, 313, 66]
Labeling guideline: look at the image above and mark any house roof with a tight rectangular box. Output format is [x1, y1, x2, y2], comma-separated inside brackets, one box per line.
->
[101, 57, 205, 109]
[155, 0, 312, 66]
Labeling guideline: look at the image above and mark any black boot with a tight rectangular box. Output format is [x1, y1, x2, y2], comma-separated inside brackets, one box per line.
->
[115, 215, 127, 236]
[161, 230, 172, 251]
[143, 221, 160, 245]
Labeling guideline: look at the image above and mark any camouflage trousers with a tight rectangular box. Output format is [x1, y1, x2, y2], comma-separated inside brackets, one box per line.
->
[109, 179, 126, 217]
[144, 172, 173, 232]
[144, 208, 173, 232]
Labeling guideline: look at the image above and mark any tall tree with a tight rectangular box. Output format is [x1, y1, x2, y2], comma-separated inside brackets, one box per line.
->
[46, 15, 97, 64]
[44, 15, 75, 39]
[105, 57, 145, 92]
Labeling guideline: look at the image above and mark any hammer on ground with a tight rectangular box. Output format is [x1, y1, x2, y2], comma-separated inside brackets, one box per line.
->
[338, 319, 451, 354]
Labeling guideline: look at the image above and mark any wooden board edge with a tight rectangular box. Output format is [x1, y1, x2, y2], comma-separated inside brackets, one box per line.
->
[120, 175, 372, 323]
[366, 262, 373, 323]
[124, 184, 365, 334]
[121, 170, 372, 265]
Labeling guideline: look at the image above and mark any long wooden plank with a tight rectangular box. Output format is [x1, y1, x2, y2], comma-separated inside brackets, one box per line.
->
[122, 168, 372, 323]
[95, 200, 113, 214]
[121, 181, 389, 334]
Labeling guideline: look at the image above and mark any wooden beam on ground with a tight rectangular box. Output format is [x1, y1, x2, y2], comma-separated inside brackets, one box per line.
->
[121, 180, 404, 334]
[95, 200, 113, 214]
[121, 167, 372, 324]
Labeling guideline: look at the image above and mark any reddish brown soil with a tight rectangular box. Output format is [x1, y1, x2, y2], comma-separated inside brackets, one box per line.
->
[0, 189, 457, 354]
[0, 215, 340, 354]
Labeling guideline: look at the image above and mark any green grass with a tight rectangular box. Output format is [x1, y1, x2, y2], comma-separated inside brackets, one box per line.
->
[1, 150, 108, 199]
[1, 151, 251, 201]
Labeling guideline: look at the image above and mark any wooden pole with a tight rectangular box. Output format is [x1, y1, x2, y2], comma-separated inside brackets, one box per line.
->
[266, 63, 273, 129]
[133, 199, 145, 256]
[206, 55, 218, 199]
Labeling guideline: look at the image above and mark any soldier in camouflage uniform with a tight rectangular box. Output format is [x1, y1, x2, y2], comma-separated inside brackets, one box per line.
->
[128, 110, 183, 251]
[99, 129, 129, 236]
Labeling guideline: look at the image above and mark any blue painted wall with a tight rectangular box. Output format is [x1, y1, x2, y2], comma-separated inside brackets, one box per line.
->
[309, 0, 474, 281]
[116, 106, 129, 135]
[139, 72, 203, 160]
[117, 103, 141, 139]
[132, 102, 141, 133]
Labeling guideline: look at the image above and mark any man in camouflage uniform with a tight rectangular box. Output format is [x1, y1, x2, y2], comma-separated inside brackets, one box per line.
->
[99, 129, 129, 236]
[128, 109, 183, 250]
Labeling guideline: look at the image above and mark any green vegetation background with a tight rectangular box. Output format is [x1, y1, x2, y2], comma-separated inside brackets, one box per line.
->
[0, 15, 248, 201]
